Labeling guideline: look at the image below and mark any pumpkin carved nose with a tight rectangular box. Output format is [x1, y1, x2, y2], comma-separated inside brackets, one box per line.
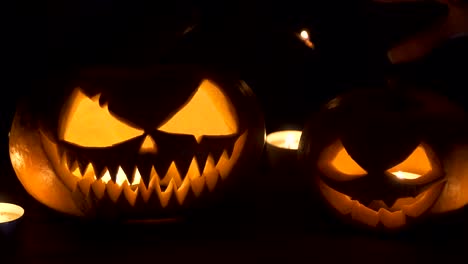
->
[139, 135, 157, 154]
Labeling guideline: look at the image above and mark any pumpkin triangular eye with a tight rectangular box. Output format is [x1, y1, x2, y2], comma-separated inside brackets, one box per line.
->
[318, 140, 367, 181]
[59, 88, 144, 147]
[331, 143, 367, 176]
[158, 79, 239, 142]
[387, 144, 432, 180]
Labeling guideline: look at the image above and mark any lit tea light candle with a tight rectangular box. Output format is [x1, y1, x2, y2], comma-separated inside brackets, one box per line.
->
[265, 130, 302, 172]
[266, 130, 302, 150]
[0, 203, 24, 224]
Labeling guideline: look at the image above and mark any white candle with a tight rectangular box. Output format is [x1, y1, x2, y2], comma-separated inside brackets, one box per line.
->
[266, 130, 302, 150]
[0, 203, 24, 224]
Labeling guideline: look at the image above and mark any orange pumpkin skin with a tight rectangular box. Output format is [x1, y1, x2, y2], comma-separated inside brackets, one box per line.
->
[298, 88, 468, 230]
[9, 66, 265, 219]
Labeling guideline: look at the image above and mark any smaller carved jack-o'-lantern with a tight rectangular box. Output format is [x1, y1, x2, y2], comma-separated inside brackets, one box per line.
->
[9, 66, 265, 219]
[298, 88, 468, 230]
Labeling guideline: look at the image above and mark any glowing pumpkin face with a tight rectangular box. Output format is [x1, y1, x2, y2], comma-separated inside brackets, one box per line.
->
[298, 88, 468, 230]
[9, 66, 265, 218]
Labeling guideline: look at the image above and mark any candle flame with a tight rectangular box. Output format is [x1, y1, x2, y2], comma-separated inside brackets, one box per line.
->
[285, 133, 299, 149]
[299, 29, 315, 49]
[266, 130, 302, 150]
[392, 171, 421, 180]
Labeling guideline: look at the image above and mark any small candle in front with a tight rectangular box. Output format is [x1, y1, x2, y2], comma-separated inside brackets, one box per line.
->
[266, 130, 302, 150]
[0, 203, 24, 223]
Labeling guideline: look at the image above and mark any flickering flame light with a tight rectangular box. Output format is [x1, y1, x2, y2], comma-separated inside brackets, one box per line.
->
[300, 30, 309, 40]
[0, 203, 24, 223]
[298, 29, 315, 49]
[392, 171, 422, 180]
[266, 130, 302, 150]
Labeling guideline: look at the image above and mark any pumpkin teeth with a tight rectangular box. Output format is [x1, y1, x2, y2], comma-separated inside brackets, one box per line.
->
[160, 162, 183, 189]
[187, 158, 201, 180]
[195, 152, 209, 175]
[106, 179, 124, 202]
[216, 150, 234, 180]
[367, 200, 390, 211]
[52, 131, 247, 209]
[91, 178, 106, 199]
[378, 208, 406, 229]
[137, 167, 155, 202]
[121, 163, 136, 184]
[203, 155, 219, 192]
[64, 151, 77, 173]
[401, 181, 445, 217]
[151, 159, 172, 183]
[91, 161, 107, 180]
[122, 182, 138, 206]
[224, 140, 236, 159]
[68, 152, 231, 202]
[77, 157, 89, 177]
[100, 169, 112, 183]
[318, 179, 445, 228]
[131, 167, 142, 186]
[69, 160, 80, 178]
[351, 203, 380, 227]
[107, 164, 120, 183]
[390, 197, 418, 211]
[175, 174, 192, 204]
[115, 166, 129, 186]
[173, 159, 192, 180]
[83, 163, 97, 179]
[210, 147, 224, 165]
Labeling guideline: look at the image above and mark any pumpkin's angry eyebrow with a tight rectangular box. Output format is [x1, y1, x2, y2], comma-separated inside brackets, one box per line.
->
[158, 79, 239, 143]
[59, 88, 144, 148]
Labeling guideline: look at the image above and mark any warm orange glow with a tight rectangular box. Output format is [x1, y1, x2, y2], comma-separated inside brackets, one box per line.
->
[266, 130, 302, 150]
[43, 128, 248, 207]
[139, 135, 157, 153]
[388, 145, 432, 177]
[60, 89, 144, 147]
[132, 169, 142, 186]
[300, 30, 309, 40]
[431, 146, 468, 213]
[392, 171, 421, 180]
[100, 171, 112, 184]
[298, 29, 315, 49]
[331, 146, 367, 176]
[0, 203, 24, 223]
[159, 79, 238, 142]
[319, 179, 445, 228]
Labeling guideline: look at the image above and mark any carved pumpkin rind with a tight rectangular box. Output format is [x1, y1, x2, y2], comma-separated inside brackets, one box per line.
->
[9, 66, 266, 219]
[298, 88, 468, 230]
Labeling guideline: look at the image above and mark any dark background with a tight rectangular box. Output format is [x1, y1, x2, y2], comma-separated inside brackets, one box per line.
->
[1, 0, 468, 263]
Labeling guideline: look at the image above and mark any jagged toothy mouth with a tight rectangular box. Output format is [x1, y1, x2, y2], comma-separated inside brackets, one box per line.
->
[40, 131, 248, 208]
[318, 179, 446, 229]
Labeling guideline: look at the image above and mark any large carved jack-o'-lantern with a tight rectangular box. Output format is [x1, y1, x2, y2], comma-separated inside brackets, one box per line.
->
[298, 88, 468, 230]
[9, 66, 265, 219]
